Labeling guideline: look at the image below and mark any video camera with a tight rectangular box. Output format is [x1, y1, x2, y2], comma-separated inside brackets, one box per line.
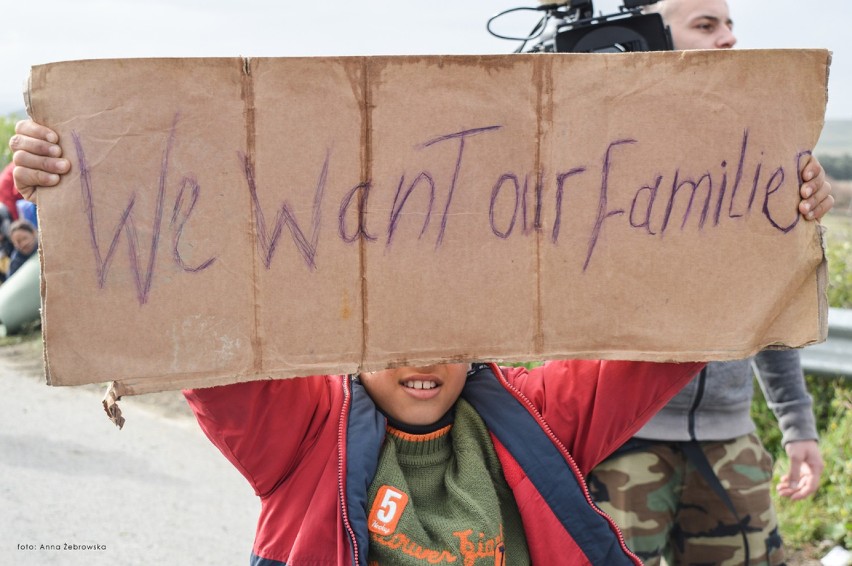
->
[488, 0, 673, 54]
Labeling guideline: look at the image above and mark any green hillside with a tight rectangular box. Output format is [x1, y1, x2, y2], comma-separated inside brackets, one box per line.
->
[816, 119, 852, 156]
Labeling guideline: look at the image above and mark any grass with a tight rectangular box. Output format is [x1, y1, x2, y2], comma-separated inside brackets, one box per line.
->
[0, 114, 15, 168]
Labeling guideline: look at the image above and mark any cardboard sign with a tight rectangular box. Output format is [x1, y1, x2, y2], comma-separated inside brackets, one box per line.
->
[26, 50, 830, 396]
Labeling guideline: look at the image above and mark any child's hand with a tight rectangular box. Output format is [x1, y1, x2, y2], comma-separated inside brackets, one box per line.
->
[798, 155, 833, 221]
[9, 120, 70, 202]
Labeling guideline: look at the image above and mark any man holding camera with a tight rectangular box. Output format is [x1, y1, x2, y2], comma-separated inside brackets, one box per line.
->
[585, 1, 825, 565]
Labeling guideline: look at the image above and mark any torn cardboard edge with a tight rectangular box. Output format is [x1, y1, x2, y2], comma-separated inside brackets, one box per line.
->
[102, 382, 125, 429]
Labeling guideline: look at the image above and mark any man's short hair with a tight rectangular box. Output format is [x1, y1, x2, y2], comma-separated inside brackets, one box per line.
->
[643, 0, 671, 18]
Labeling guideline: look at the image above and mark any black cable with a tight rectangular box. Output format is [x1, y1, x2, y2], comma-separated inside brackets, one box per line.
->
[486, 6, 551, 43]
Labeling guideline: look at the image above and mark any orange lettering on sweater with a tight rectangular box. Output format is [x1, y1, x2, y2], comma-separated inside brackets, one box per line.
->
[453, 527, 506, 566]
[371, 532, 458, 564]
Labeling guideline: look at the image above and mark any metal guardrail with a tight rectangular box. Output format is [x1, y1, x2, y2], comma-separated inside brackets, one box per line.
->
[800, 308, 852, 378]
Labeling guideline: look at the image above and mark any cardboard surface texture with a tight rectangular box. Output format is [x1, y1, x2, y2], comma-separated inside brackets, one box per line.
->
[26, 50, 830, 396]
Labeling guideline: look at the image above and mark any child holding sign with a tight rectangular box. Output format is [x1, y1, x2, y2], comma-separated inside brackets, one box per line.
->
[10, 120, 834, 565]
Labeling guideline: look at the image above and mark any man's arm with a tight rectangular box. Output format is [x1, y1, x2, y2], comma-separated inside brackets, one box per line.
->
[752, 349, 824, 500]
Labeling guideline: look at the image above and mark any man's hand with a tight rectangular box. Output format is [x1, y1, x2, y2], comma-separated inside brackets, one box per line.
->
[776, 439, 823, 500]
[8, 120, 69, 202]
[798, 154, 833, 220]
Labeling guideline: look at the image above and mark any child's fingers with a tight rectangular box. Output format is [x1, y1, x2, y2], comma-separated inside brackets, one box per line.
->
[799, 181, 834, 220]
[9, 132, 63, 160]
[11, 152, 70, 201]
[14, 119, 59, 145]
[798, 155, 832, 220]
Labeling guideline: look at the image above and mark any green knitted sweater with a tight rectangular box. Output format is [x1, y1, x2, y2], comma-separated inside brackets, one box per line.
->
[366, 399, 530, 565]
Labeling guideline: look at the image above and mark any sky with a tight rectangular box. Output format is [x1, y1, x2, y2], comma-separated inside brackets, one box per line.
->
[2, 0, 849, 120]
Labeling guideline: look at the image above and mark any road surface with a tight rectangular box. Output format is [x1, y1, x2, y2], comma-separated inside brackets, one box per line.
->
[0, 339, 260, 565]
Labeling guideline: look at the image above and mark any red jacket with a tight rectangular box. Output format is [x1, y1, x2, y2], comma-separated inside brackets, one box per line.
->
[185, 360, 703, 565]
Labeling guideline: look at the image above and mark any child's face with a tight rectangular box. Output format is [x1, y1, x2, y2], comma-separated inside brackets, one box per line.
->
[359, 364, 469, 426]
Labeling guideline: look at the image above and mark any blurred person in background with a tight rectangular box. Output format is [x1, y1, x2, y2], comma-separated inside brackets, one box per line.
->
[7, 218, 37, 278]
[0, 162, 23, 221]
[0, 203, 14, 280]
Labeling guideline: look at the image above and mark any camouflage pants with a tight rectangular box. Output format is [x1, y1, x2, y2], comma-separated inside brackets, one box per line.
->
[587, 434, 785, 566]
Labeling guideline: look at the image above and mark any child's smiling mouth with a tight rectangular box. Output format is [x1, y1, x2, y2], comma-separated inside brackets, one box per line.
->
[400, 378, 442, 400]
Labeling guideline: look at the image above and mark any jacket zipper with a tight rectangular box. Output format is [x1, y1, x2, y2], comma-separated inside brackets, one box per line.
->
[687, 368, 707, 441]
[337, 376, 361, 566]
[487, 363, 643, 566]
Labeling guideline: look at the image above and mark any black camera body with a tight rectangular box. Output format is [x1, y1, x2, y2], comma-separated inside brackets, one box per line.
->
[527, 0, 673, 53]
